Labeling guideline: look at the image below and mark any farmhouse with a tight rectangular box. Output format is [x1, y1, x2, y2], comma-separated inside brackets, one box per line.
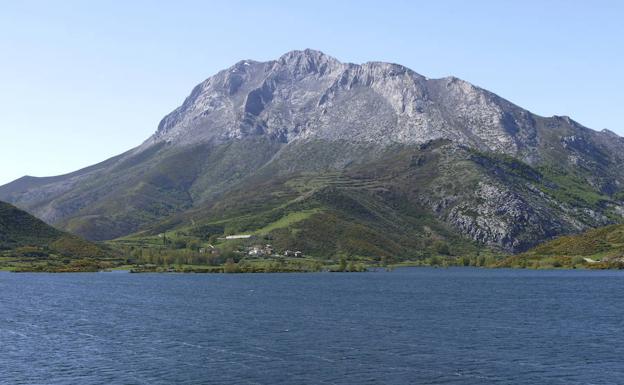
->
[248, 244, 275, 256]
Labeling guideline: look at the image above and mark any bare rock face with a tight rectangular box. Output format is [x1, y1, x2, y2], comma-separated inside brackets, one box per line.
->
[147, 50, 549, 160]
[445, 181, 565, 252]
[1, 49, 623, 252]
[146, 49, 622, 168]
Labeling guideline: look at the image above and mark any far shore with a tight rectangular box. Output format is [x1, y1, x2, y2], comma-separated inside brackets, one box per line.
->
[2, 259, 621, 274]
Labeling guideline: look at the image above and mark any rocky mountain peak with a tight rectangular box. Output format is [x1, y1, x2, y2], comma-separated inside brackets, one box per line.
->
[277, 49, 341, 70]
[145, 49, 621, 164]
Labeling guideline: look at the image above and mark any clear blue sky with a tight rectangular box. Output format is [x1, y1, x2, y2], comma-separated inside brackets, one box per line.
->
[1, 0, 622, 185]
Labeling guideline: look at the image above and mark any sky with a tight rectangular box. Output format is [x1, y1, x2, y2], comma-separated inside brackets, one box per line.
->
[1, 0, 622, 185]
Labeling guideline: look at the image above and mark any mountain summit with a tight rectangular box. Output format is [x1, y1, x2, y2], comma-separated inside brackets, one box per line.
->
[148, 49, 559, 159]
[1, 50, 623, 254]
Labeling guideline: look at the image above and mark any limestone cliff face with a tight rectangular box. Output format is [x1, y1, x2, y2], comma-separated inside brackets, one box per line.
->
[0, 49, 622, 251]
[148, 50, 541, 158]
[147, 50, 624, 163]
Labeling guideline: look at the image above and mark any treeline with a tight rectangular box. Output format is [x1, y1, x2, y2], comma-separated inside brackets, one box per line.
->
[121, 245, 230, 266]
[393, 254, 503, 268]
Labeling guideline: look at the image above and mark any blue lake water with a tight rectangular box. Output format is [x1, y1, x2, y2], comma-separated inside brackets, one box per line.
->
[1, 268, 624, 384]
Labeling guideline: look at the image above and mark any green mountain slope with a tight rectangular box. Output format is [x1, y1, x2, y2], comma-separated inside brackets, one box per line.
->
[123, 139, 622, 259]
[529, 224, 624, 256]
[0, 201, 115, 271]
[0, 201, 63, 248]
[498, 224, 624, 268]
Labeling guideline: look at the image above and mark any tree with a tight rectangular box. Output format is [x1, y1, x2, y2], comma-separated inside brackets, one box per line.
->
[429, 255, 441, 266]
[173, 239, 187, 249]
[187, 239, 201, 251]
[433, 240, 451, 255]
[380, 255, 389, 267]
[338, 256, 347, 272]
[224, 258, 239, 273]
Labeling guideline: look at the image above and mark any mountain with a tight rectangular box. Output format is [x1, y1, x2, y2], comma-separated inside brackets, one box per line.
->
[0, 200, 106, 261]
[1, 49, 623, 255]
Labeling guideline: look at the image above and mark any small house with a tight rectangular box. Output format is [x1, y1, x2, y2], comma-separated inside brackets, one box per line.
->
[248, 247, 263, 256]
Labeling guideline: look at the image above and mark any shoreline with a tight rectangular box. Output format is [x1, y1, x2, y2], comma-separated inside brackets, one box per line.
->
[2, 262, 620, 274]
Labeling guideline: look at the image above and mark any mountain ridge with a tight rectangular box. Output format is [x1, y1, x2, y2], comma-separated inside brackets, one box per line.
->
[146, 49, 622, 161]
[1, 49, 622, 254]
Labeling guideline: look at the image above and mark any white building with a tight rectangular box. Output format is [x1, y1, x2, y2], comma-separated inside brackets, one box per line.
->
[225, 235, 252, 240]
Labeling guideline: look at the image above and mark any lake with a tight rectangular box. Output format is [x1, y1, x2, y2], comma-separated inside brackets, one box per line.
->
[1, 268, 623, 384]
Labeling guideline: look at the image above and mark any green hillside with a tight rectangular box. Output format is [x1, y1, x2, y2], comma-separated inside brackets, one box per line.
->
[0, 201, 118, 271]
[498, 224, 624, 269]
